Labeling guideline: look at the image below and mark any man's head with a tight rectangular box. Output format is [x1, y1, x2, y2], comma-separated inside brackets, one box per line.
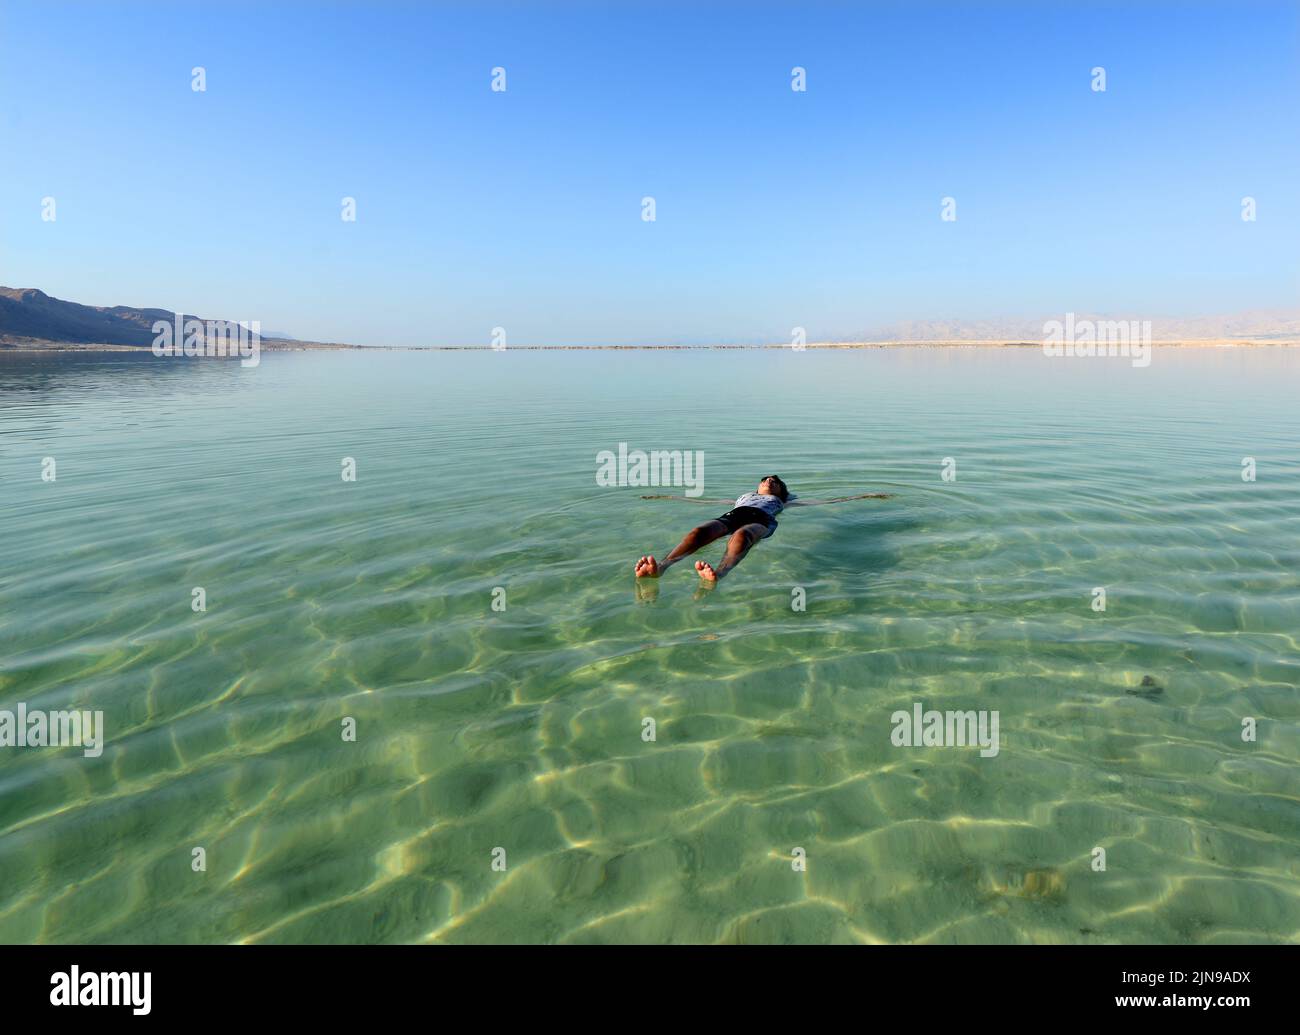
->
[759, 475, 789, 501]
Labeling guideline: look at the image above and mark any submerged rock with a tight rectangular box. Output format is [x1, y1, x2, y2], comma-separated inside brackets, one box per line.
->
[984, 866, 1066, 902]
[1127, 675, 1164, 699]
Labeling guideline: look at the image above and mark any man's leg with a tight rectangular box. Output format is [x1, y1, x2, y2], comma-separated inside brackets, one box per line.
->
[635, 520, 729, 577]
[695, 522, 772, 581]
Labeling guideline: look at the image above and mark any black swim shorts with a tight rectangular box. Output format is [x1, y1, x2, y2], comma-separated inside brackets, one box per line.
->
[716, 506, 777, 534]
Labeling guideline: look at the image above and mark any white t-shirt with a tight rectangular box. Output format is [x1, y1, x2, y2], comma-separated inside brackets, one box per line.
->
[733, 491, 791, 517]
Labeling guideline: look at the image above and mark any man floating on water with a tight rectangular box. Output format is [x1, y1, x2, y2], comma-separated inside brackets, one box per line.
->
[635, 475, 893, 582]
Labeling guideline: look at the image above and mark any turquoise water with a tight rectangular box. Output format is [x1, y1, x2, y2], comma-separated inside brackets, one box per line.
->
[0, 346, 1297, 944]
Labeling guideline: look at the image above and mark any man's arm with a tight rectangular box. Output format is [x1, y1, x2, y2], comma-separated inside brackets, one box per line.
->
[640, 495, 733, 504]
[787, 493, 894, 506]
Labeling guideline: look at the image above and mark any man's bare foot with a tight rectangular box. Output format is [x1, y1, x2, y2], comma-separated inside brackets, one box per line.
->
[635, 555, 661, 578]
[694, 560, 719, 582]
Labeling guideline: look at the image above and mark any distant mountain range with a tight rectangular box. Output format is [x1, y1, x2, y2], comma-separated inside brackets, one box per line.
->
[0, 288, 296, 346]
[2, 286, 1297, 348]
[849, 310, 1300, 343]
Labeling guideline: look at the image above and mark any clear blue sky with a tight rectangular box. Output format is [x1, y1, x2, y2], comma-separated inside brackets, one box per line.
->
[1, 0, 1296, 345]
